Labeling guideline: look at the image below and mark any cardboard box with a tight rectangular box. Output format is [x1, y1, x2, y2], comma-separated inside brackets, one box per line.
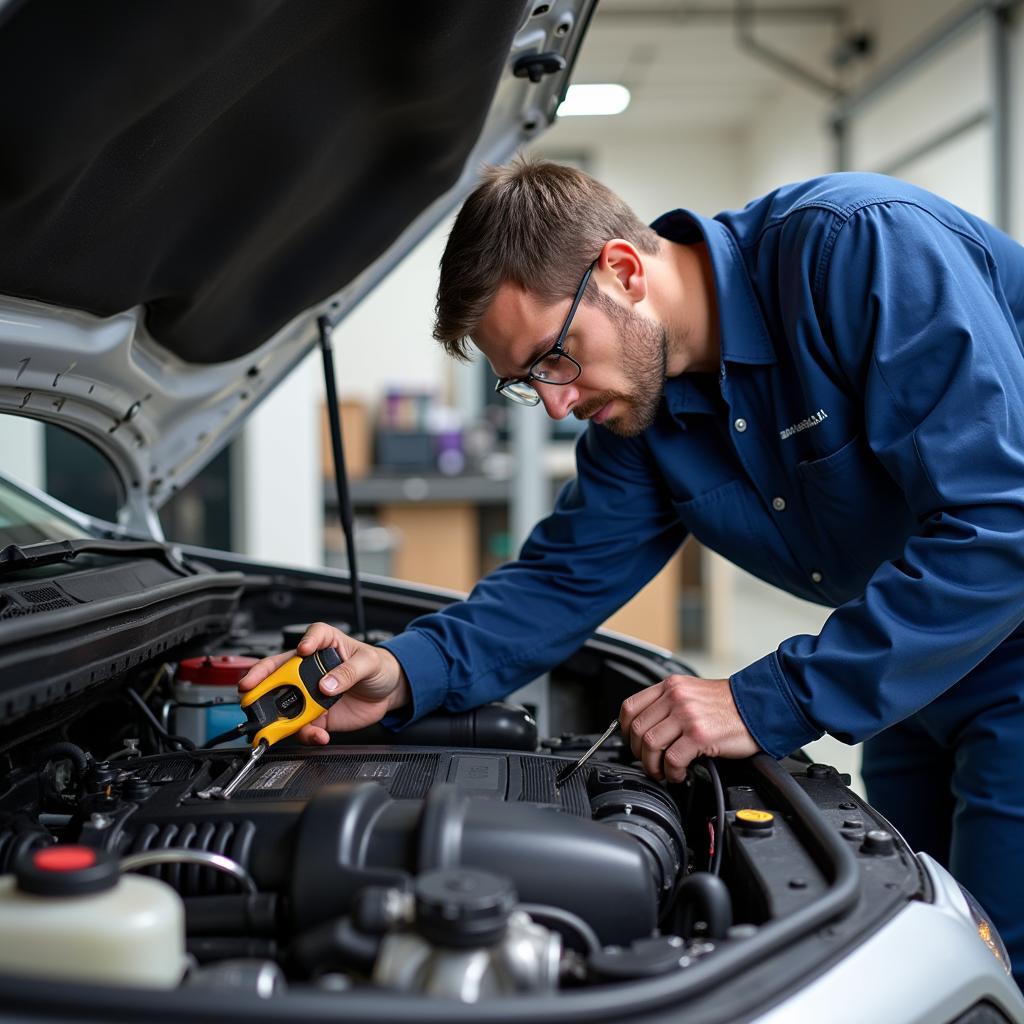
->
[321, 400, 371, 480]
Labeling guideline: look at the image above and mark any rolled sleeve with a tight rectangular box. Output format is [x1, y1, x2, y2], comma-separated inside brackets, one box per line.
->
[730, 652, 823, 758]
[378, 630, 449, 728]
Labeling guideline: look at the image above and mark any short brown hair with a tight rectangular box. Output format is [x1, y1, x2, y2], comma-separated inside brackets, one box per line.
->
[433, 156, 661, 360]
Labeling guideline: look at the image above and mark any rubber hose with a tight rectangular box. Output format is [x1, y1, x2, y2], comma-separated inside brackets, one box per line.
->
[671, 871, 732, 940]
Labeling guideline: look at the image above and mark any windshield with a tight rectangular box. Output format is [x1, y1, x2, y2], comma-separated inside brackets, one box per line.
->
[0, 476, 90, 547]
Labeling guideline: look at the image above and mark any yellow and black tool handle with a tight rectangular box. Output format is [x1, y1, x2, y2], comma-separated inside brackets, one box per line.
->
[239, 647, 344, 748]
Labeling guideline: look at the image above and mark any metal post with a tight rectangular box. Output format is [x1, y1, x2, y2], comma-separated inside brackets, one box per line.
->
[510, 403, 548, 550]
[509, 402, 551, 735]
[831, 115, 849, 172]
[989, 2, 1012, 230]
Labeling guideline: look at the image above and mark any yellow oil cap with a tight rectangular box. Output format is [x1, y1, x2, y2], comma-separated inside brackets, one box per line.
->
[736, 808, 775, 829]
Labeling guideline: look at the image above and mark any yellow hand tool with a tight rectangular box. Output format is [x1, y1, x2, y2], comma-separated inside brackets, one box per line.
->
[239, 647, 345, 748]
[201, 648, 344, 799]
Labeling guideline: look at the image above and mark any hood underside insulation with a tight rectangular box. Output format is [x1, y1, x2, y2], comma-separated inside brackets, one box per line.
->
[0, 0, 523, 363]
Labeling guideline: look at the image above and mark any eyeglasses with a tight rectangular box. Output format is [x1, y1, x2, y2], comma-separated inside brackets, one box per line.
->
[494, 261, 595, 406]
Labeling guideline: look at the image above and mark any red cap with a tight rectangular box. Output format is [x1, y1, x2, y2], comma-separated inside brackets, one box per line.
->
[178, 655, 258, 686]
[17, 845, 118, 896]
[34, 846, 97, 871]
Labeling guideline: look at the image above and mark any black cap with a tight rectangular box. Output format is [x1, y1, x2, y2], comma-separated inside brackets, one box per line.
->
[414, 869, 516, 948]
[16, 844, 119, 896]
[860, 829, 896, 857]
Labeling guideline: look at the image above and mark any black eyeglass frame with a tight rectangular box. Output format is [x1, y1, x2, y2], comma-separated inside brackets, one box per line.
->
[493, 260, 596, 406]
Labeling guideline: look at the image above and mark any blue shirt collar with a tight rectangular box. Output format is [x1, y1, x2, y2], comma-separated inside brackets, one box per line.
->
[663, 371, 719, 418]
[649, 208, 777, 367]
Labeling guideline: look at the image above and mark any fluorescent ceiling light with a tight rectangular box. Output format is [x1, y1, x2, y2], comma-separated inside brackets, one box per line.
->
[557, 83, 631, 117]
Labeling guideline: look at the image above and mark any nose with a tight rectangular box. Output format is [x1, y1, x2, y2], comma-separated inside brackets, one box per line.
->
[536, 382, 577, 420]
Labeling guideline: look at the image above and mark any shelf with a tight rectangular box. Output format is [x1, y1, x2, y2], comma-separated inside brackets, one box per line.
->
[341, 473, 512, 506]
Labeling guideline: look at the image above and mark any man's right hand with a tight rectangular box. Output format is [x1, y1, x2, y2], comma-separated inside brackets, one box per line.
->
[237, 621, 411, 745]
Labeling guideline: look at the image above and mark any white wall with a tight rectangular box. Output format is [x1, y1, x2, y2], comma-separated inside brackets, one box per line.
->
[539, 119, 747, 223]
[0, 416, 44, 490]
[331, 221, 454, 405]
[848, 23, 993, 219]
[742, 87, 834, 198]
[234, 352, 323, 569]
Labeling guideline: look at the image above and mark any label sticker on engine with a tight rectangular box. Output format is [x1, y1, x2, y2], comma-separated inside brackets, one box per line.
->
[447, 756, 505, 794]
[358, 762, 402, 779]
[249, 761, 303, 791]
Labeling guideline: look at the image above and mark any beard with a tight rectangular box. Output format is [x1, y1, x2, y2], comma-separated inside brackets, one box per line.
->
[573, 296, 668, 438]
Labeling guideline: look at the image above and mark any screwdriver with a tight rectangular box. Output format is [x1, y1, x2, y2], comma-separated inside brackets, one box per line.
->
[198, 647, 345, 800]
[555, 718, 620, 787]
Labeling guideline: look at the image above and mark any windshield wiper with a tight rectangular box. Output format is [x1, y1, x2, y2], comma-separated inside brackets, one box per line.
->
[0, 539, 191, 577]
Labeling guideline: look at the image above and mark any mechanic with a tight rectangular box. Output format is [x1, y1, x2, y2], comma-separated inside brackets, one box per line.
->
[242, 160, 1024, 985]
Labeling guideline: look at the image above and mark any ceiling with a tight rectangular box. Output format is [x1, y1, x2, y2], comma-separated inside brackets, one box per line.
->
[566, 0, 859, 131]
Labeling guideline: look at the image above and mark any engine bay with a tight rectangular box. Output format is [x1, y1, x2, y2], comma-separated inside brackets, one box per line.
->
[0, 618, 746, 998]
[0, 600, 920, 1016]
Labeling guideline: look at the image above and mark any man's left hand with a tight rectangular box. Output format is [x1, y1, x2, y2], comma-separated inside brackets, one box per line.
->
[620, 675, 759, 782]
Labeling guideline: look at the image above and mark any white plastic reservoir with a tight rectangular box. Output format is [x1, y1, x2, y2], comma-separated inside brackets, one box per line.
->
[0, 845, 186, 988]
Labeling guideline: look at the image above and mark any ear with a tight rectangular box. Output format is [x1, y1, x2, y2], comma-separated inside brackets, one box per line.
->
[597, 239, 647, 305]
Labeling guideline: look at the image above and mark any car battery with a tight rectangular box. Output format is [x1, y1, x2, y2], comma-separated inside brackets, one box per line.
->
[172, 656, 257, 748]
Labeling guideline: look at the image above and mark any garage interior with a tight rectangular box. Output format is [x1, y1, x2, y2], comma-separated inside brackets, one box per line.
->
[2, 0, 1021, 797]
[1, 0, 1024, 1015]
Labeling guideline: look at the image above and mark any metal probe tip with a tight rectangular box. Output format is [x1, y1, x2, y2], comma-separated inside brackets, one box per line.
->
[197, 739, 269, 800]
[555, 718, 620, 787]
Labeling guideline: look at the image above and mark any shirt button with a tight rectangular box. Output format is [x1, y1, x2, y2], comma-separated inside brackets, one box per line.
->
[734, 418, 748, 433]
[771, 496, 786, 512]
[810, 571, 823, 584]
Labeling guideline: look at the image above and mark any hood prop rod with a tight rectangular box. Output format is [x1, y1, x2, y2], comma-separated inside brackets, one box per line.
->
[318, 315, 366, 637]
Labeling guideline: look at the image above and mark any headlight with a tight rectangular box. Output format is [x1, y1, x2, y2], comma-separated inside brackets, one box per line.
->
[958, 883, 1012, 975]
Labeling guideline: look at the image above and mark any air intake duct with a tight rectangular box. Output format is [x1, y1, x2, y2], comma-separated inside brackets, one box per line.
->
[289, 782, 685, 946]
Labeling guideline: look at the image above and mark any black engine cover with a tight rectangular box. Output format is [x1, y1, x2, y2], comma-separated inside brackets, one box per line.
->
[110, 746, 685, 945]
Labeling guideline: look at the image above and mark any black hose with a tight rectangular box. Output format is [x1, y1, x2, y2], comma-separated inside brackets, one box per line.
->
[670, 872, 733, 940]
[183, 894, 279, 936]
[172, 699, 239, 708]
[125, 689, 195, 752]
[291, 916, 380, 976]
[203, 722, 256, 749]
[703, 756, 725, 876]
[319, 315, 366, 636]
[517, 903, 601, 956]
[187, 937, 278, 964]
[33, 741, 89, 774]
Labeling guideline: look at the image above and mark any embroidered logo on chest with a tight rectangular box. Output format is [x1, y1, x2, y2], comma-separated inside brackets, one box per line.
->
[779, 408, 828, 440]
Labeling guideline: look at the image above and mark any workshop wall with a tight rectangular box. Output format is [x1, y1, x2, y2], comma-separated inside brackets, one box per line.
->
[332, 220, 452, 406]
[536, 123, 748, 223]
[741, 88, 833, 200]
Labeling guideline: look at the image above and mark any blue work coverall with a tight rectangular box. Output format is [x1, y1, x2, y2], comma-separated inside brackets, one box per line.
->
[383, 173, 1024, 981]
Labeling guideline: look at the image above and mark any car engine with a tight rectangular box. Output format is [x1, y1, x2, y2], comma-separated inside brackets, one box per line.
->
[0, 629, 736, 1003]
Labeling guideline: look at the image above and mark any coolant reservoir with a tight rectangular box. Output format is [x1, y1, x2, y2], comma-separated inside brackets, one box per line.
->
[174, 655, 257, 747]
[0, 845, 186, 988]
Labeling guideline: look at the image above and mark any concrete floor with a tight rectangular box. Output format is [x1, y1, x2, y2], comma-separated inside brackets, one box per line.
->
[684, 566, 866, 798]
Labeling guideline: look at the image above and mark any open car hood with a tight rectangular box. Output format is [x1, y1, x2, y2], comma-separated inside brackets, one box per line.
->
[0, 0, 594, 532]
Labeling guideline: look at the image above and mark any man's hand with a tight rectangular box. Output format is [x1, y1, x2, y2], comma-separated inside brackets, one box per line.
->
[620, 675, 759, 782]
[237, 622, 411, 745]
